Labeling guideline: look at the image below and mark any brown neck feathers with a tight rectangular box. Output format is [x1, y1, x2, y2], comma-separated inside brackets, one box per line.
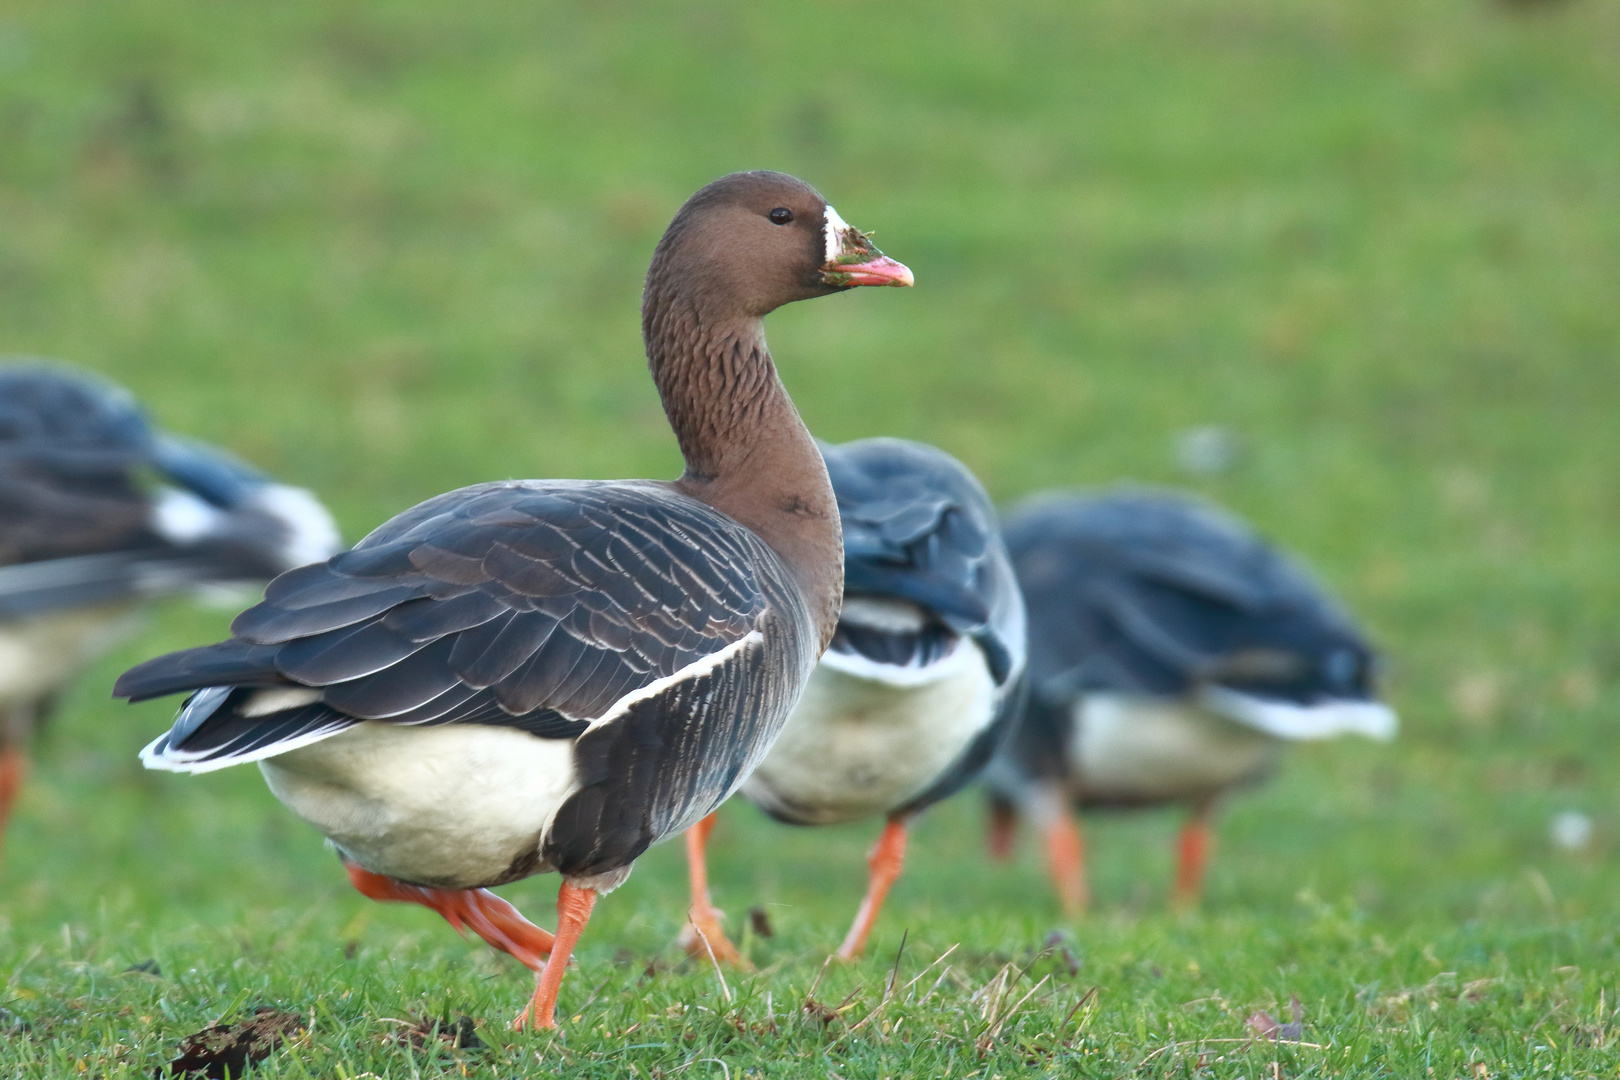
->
[642, 286, 843, 647]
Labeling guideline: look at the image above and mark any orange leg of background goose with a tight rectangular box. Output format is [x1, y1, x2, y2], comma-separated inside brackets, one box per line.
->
[678, 812, 749, 967]
[835, 816, 910, 961]
[515, 882, 597, 1031]
[343, 860, 555, 970]
[1171, 810, 1214, 908]
[1043, 813, 1089, 916]
[0, 747, 26, 855]
[987, 799, 1018, 861]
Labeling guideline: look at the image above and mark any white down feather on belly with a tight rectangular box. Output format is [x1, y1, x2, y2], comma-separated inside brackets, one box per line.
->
[741, 636, 995, 825]
[0, 604, 140, 709]
[260, 722, 579, 889]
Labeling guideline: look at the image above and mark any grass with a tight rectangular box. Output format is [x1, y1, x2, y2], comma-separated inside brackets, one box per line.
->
[2, 0, 1620, 1074]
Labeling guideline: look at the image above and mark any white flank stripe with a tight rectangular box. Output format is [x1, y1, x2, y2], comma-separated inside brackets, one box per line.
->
[1199, 686, 1398, 741]
[586, 630, 763, 731]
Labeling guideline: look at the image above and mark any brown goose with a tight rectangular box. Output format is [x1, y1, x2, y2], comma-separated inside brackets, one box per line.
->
[114, 171, 911, 1030]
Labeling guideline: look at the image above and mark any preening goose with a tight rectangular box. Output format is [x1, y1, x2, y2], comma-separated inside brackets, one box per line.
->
[984, 489, 1394, 912]
[115, 172, 913, 1029]
[0, 363, 340, 850]
[680, 437, 1025, 964]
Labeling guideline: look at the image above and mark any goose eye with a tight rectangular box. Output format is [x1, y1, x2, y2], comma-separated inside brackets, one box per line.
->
[768, 207, 794, 225]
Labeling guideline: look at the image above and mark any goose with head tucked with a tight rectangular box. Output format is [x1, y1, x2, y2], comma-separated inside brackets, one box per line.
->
[115, 172, 913, 1029]
[984, 488, 1395, 913]
[678, 437, 1025, 965]
[0, 362, 340, 852]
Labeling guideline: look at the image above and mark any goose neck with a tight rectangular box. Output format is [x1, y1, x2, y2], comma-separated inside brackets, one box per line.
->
[642, 293, 843, 648]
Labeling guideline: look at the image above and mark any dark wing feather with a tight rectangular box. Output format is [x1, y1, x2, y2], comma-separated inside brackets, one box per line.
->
[0, 365, 338, 617]
[0, 548, 268, 618]
[118, 639, 288, 701]
[118, 480, 779, 764]
[0, 365, 159, 565]
[1003, 488, 1379, 707]
[821, 437, 1025, 685]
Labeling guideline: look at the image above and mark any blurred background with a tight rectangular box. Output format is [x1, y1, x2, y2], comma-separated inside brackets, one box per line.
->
[1, 0, 1618, 952]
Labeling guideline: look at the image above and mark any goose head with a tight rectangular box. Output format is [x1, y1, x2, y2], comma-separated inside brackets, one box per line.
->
[645, 171, 912, 321]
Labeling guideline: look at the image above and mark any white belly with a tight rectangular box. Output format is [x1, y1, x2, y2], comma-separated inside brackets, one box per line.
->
[0, 604, 139, 709]
[740, 640, 995, 825]
[1070, 693, 1277, 805]
[260, 722, 578, 889]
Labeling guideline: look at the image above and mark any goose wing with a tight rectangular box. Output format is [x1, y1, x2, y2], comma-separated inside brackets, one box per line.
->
[1005, 488, 1377, 707]
[0, 365, 340, 615]
[117, 479, 782, 771]
[0, 365, 156, 566]
[823, 438, 1024, 684]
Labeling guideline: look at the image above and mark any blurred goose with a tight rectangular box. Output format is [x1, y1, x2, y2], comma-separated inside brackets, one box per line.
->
[984, 489, 1394, 912]
[0, 363, 340, 851]
[679, 437, 1026, 963]
[115, 172, 913, 1029]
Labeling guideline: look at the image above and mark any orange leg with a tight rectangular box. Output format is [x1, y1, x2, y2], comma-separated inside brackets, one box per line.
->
[515, 882, 597, 1030]
[677, 811, 749, 967]
[1171, 810, 1214, 908]
[343, 860, 555, 970]
[1042, 813, 1089, 916]
[0, 747, 26, 856]
[835, 817, 910, 961]
[987, 798, 1018, 861]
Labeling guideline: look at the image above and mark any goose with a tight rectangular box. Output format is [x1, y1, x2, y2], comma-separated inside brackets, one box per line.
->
[0, 363, 340, 850]
[679, 437, 1026, 964]
[983, 488, 1395, 912]
[114, 172, 913, 1029]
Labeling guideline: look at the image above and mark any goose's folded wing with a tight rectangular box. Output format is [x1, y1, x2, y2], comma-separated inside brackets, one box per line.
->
[0, 475, 159, 567]
[0, 548, 270, 617]
[1009, 490, 1374, 704]
[0, 365, 160, 565]
[118, 480, 777, 766]
[825, 438, 1023, 684]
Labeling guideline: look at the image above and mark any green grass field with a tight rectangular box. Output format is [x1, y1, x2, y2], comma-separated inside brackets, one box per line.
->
[4, 0, 1620, 1074]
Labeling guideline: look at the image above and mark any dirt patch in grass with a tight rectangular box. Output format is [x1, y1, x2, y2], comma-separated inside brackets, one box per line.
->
[161, 1007, 303, 1079]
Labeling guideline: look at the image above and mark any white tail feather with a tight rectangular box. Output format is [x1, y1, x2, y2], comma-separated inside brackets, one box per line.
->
[1199, 686, 1398, 741]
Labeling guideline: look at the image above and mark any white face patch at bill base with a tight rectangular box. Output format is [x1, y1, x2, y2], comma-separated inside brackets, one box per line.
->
[823, 204, 855, 264]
